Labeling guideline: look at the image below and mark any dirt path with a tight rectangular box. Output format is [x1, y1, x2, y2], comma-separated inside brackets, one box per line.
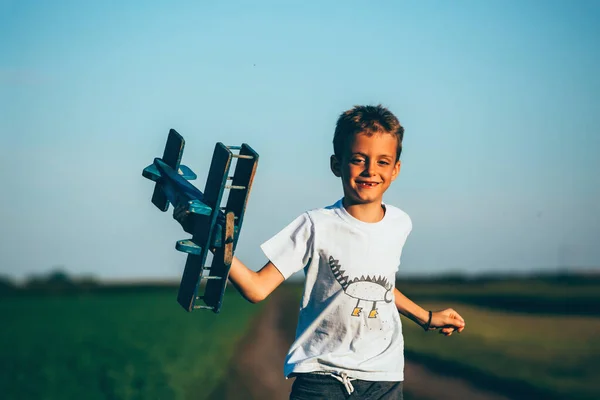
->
[208, 290, 296, 400]
[402, 361, 511, 400]
[209, 289, 512, 400]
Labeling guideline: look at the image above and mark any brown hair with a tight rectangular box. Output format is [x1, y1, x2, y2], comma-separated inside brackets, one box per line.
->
[333, 104, 404, 161]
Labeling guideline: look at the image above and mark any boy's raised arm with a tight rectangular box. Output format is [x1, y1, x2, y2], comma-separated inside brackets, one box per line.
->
[172, 205, 285, 304]
[393, 288, 465, 336]
[228, 257, 285, 303]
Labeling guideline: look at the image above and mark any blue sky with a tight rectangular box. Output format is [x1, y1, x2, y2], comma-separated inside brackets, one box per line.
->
[1, 0, 599, 282]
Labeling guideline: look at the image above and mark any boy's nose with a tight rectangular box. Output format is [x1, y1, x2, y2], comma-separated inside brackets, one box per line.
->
[364, 160, 376, 175]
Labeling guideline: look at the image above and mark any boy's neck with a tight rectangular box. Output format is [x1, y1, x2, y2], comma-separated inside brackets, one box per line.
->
[342, 198, 385, 223]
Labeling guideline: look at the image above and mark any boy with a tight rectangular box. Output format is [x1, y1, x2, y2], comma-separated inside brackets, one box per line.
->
[177, 105, 465, 399]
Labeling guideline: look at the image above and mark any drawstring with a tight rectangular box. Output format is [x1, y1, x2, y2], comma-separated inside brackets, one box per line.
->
[330, 372, 356, 395]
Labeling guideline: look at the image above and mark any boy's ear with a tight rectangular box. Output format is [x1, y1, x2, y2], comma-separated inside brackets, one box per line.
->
[330, 155, 342, 177]
[391, 160, 401, 181]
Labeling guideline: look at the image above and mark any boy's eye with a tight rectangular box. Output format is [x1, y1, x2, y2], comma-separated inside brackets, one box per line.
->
[351, 158, 365, 164]
[378, 160, 390, 165]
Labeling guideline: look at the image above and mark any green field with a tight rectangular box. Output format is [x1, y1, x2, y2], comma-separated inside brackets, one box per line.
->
[397, 275, 600, 315]
[1, 289, 262, 400]
[402, 302, 600, 399]
[2, 276, 599, 400]
[397, 277, 600, 400]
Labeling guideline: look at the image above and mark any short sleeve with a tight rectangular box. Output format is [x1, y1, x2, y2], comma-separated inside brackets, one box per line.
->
[404, 214, 413, 241]
[260, 212, 314, 280]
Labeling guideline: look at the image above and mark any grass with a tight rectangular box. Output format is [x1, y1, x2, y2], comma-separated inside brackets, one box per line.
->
[401, 301, 600, 400]
[4, 278, 598, 399]
[0, 289, 262, 400]
[397, 276, 600, 315]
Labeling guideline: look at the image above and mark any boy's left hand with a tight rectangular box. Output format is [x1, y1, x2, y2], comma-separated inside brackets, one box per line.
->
[429, 308, 465, 336]
[173, 204, 194, 234]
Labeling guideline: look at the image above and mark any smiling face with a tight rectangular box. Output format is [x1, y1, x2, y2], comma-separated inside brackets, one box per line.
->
[330, 131, 401, 206]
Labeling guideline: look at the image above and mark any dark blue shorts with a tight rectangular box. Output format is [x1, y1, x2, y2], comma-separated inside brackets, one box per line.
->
[289, 373, 403, 399]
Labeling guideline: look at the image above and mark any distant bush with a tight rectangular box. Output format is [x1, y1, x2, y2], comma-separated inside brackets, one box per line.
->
[0, 275, 17, 295]
[24, 268, 100, 295]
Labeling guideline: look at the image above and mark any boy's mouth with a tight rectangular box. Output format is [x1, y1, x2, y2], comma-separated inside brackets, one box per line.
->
[356, 181, 381, 188]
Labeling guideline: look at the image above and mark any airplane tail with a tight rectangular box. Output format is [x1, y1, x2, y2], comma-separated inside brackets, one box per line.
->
[143, 162, 197, 182]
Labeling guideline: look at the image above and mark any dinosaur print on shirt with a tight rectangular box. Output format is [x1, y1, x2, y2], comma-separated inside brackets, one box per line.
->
[328, 256, 394, 318]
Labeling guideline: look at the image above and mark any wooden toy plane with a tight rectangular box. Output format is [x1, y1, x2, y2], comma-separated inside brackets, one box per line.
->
[142, 129, 259, 313]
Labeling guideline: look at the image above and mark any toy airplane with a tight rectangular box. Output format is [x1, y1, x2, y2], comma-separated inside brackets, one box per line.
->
[142, 129, 258, 313]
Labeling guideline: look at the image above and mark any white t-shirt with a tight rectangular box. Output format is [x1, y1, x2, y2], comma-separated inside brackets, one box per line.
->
[260, 198, 413, 382]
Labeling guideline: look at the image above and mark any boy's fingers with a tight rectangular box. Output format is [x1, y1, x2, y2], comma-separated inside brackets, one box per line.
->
[446, 308, 465, 324]
[444, 315, 464, 328]
[453, 312, 465, 324]
[445, 309, 465, 327]
[178, 209, 189, 217]
[431, 310, 465, 330]
[173, 207, 191, 222]
[439, 325, 463, 336]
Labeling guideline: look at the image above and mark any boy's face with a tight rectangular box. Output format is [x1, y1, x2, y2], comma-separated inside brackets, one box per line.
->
[330, 132, 401, 206]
